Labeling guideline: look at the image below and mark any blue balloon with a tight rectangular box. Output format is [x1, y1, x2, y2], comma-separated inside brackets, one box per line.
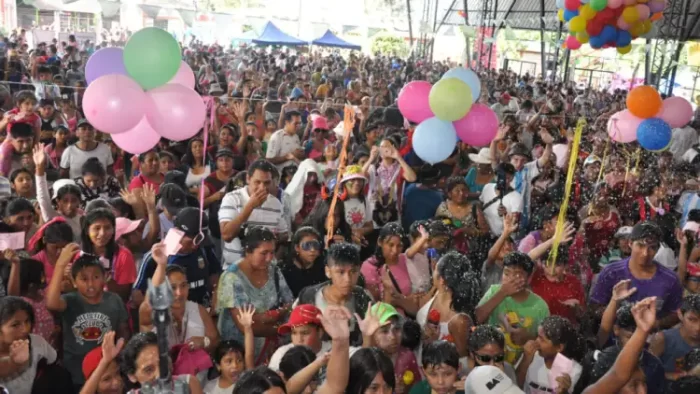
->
[617, 30, 632, 47]
[637, 118, 672, 151]
[442, 67, 481, 104]
[413, 117, 457, 165]
[602, 25, 617, 43]
[563, 9, 578, 22]
[589, 35, 604, 49]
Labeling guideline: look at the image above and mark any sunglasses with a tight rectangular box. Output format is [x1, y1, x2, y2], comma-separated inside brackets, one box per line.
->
[474, 353, 505, 364]
[300, 240, 322, 251]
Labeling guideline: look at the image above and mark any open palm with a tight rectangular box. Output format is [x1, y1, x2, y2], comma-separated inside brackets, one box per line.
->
[612, 279, 637, 302]
[355, 302, 383, 337]
[320, 306, 352, 340]
[237, 305, 256, 329]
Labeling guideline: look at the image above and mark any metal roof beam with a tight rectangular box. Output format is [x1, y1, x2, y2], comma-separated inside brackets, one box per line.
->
[495, 0, 517, 35]
[436, 0, 458, 31]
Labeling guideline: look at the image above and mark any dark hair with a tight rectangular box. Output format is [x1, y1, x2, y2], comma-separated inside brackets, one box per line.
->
[409, 220, 428, 239]
[119, 332, 158, 378]
[14, 90, 37, 106]
[469, 324, 505, 352]
[233, 366, 287, 394]
[541, 315, 586, 362]
[292, 226, 321, 245]
[284, 110, 301, 123]
[9, 168, 32, 185]
[18, 258, 44, 296]
[327, 242, 361, 268]
[638, 173, 663, 196]
[71, 254, 106, 279]
[445, 176, 469, 195]
[212, 340, 245, 365]
[3, 197, 34, 218]
[426, 219, 450, 239]
[495, 162, 517, 176]
[165, 264, 187, 277]
[373, 222, 405, 267]
[240, 225, 276, 254]
[681, 294, 700, 315]
[81, 157, 106, 178]
[401, 319, 421, 351]
[0, 296, 35, 329]
[685, 348, 700, 371]
[53, 183, 81, 204]
[247, 159, 277, 178]
[279, 345, 316, 379]
[502, 252, 535, 275]
[9, 122, 33, 139]
[138, 150, 158, 163]
[668, 376, 700, 394]
[81, 208, 117, 261]
[181, 138, 206, 168]
[347, 348, 395, 394]
[436, 251, 480, 315]
[302, 199, 352, 242]
[108, 197, 135, 220]
[615, 302, 636, 331]
[422, 340, 460, 370]
[32, 220, 73, 253]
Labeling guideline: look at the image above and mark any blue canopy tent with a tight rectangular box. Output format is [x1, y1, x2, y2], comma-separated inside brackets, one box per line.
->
[252, 22, 307, 46]
[312, 30, 361, 50]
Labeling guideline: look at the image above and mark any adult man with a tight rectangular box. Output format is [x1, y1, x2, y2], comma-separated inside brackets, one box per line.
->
[266, 110, 303, 171]
[491, 92, 512, 122]
[219, 159, 288, 268]
[60, 121, 114, 179]
[480, 163, 523, 237]
[31, 65, 61, 101]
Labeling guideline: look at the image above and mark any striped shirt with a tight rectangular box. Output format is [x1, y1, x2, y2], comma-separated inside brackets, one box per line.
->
[219, 187, 288, 268]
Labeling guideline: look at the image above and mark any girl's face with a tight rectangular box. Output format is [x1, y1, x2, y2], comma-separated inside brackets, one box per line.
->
[19, 100, 35, 113]
[295, 235, 321, 264]
[57, 192, 80, 217]
[219, 128, 233, 147]
[653, 183, 667, 200]
[158, 156, 173, 174]
[83, 173, 104, 190]
[248, 241, 276, 270]
[364, 372, 393, 394]
[12, 172, 33, 194]
[6, 210, 34, 233]
[0, 310, 32, 345]
[46, 240, 69, 261]
[535, 326, 562, 359]
[140, 153, 159, 176]
[344, 179, 364, 197]
[88, 218, 115, 249]
[96, 360, 124, 394]
[266, 121, 276, 133]
[324, 145, 337, 161]
[379, 235, 402, 262]
[473, 342, 506, 368]
[217, 156, 234, 173]
[129, 344, 159, 385]
[448, 184, 468, 204]
[218, 350, 245, 383]
[191, 141, 204, 159]
[55, 130, 68, 144]
[544, 264, 567, 283]
[168, 271, 189, 309]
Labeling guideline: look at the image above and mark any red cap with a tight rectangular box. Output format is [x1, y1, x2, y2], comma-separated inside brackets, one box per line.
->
[688, 262, 700, 278]
[427, 309, 440, 324]
[82, 346, 103, 379]
[277, 304, 322, 335]
[501, 93, 512, 102]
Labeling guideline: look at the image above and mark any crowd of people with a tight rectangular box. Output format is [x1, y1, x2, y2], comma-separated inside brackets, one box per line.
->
[0, 29, 699, 394]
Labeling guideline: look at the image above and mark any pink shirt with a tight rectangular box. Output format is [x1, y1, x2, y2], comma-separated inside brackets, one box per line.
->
[394, 347, 421, 385]
[23, 291, 56, 348]
[361, 254, 413, 296]
[110, 245, 138, 285]
[128, 174, 161, 194]
[32, 250, 55, 282]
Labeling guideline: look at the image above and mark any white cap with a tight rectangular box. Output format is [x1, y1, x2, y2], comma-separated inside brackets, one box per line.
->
[464, 366, 524, 394]
[52, 178, 77, 200]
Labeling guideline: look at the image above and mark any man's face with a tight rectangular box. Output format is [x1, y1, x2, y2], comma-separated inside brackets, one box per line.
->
[77, 126, 95, 143]
[247, 169, 272, 196]
[631, 237, 659, 265]
[11, 136, 33, 154]
[510, 155, 528, 171]
[325, 263, 360, 296]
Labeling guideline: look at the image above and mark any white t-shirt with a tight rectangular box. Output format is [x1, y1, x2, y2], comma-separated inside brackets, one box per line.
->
[524, 352, 583, 394]
[4, 334, 57, 394]
[266, 129, 301, 171]
[480, 183, 523, 236]
[60, 142, 114, 179]
[203, 377, 233, 394]
[343, 197, 373, 230]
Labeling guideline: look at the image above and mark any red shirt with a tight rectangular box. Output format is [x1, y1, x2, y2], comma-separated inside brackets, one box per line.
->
[128, 173, 161, 194]
[530, 266, 585, 324]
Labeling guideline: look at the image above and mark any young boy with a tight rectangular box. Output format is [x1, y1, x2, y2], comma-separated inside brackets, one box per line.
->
[475, 252, 550, 364]
[650, 294, 700, 379]
[80, 331, 125, 394]
[269, 304, 327, 371]
[410, 340, 463, 394]
[45, 243, 129, 390]
[482, 213, 517, 294]
[60, 120, 114, 179]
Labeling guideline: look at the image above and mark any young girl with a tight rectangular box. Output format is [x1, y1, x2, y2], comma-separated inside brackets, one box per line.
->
[318, 143, 338, 179]
[59, 97, 81, 133]
[17, 258, 57, 349]
[2, 197, 38, 252]
[43, 125, 69, 169]
[28, 217, 74, 288]
[339, 165, 374, 245]
[204, 333, 255, 394]
[10, 168, 34, 199]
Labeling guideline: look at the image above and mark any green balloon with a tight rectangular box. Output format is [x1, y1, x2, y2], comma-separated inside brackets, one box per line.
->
[590, 0, 608, 12]
[124, 27, 181, 90]
[429, 78, 473, 122]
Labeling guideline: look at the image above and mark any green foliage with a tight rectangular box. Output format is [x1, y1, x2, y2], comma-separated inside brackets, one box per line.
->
[371, 32, 409, 57]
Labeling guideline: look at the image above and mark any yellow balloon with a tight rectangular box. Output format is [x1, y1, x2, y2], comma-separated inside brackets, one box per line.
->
[558, 9, 565, 22]
[630, 22, 645, 37]
[618, 45, 632, 55]
[429, 78, 473, 122]
[622, 6, 640, 24]
[569, 16, 587, 33]
[577, 31, 590, 44]
[580, 4, 597, 20]
[642, 20, 652, 33]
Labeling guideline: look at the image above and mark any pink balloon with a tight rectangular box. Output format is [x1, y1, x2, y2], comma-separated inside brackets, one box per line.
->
[636, 4, 651, 20]
[112, 117, 161, 154]
[398, 81, 433, 124]
[146, 84, 206, 141]
[453, 104, 498, 146]
[608, 110, 642, 143]
[659, 96, 693, 128]
[623, 0, 637, 5]
[648, 0, 666, 13]
[168, 61, 196, 90]
[617, 18, 631, 30]
[566, 35, 582, 50]
[82, 74, 146, 134]
[608, 0, 624, 8]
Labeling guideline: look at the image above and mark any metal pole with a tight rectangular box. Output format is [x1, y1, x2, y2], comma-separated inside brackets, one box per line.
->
[463, 0, 471, 67]
[430, 0, 439, 62]
[563, 49, 571, 82]
[644, 38, 651, 85]
[488, 0, 498, 68]
[539, 0, 546, 78]
[407, 0, 414, 59]
[552, 22, 563, 83]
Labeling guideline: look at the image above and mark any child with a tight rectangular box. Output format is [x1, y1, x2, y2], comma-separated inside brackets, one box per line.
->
[10, 167, 34, 199]
[44, 125, 69, 169]
[45, 243, 130, 390]
[482, 213, 517, 294]
[17, 258, 57, 349]
[405, 221, 432, 294]
[268, 304, 328, 371]
[79, 331, 125, 394]
[650, 294, 700, 378]
[318, 143, 338, 179]
[0, 121, 37, 177]
[205, 331, 255, 394]
[410, 340, 462, 394]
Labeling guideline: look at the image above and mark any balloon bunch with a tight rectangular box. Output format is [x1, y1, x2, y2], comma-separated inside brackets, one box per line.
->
[607, 85, 693, 151]
[558, 0, 666, 54]
[397, 67, 498, 164]
[83, 28, 205, 154]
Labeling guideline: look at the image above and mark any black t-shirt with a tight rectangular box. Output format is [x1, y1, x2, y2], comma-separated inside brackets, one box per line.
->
[279, 255, 327, 298]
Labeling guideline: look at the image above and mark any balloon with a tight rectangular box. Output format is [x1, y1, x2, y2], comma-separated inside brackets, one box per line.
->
[637, 118, 672, 151]
[566, 35, 582, 50]
[636, 4, 651, 20]
[587, 21, 604, 36]
[580, 4, 597, 20]
[627, 85, 662, 118]
[629, 21, 645, 36]
[650, 12, 663, 21]
[648, 0, 665, 13]
[453, 104, 498, 146]
[622, 6, 640, 23]
[397, 81, 433, 124]
[167, 61, 196, 90]
[565, 0, 581, 11]
[429, 78, 473, 122]
[590, 0, 608, 11]
[659, 96, 693, 128]
[111, 117, 161, 154]
[601, 25, 617, 43]
[146, 84, 206, 141]
[569, 16, 587, 32]
[641, 19, 653, 33]
[124, 27, 181, 90]
[564, 9, 579, 21]
[412, 117, 457, 164]
[607, 110, 642, 142]
[617, 30, 632, 47]
[607, 0, 623, 8]
[442, 67, 481, 104]
[589, 34, 605, 49]
[82, 74, 147, 134]
[577, 31, 590, 43]
[85, 48, 127, 85]
[617, 45, 632, 54]
[617, 18, 631, 30]
[558, 9, 565, 22]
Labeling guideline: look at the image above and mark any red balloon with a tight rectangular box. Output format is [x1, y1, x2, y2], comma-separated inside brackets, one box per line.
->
[587, 22, 604, 36]
[565, 0, 581, 11]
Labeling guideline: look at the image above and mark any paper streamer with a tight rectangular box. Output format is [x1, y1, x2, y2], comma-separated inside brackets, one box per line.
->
[325, 105, 356, 247]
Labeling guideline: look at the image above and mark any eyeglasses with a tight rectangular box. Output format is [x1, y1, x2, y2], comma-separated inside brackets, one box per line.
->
[474, 353, 505, 364]
[301, 240, 322, 251]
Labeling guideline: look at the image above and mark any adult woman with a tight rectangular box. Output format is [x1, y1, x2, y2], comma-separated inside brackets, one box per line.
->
[280, 227, 327, 298]
[181, 137, 212, 194]
[28, 218, 73, 288]
[0, 297, 58, 394]
[128, 150, 163, 195]
[435, 177, 489, 255]
[216, 226, 294, 365]
[2, 198, 37, 252]
[81, 208, 136, 302]
[346, 348, 395, 394]
[465, 148, 495, 198]
[466, 325, 518, 382]
[303, 196, 352, 245]
[74, 158, 121, 204]
[416, 252, 480, 357]
[232, 366, 286, 394]
[119, 332, 203, 394]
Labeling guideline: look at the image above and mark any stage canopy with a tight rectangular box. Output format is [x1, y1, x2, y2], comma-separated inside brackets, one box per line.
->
[312, 30, 361, 50]
[252, 22, 307, 46]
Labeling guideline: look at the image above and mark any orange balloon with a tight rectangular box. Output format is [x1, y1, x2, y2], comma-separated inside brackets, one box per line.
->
[651, 12, 663, 21]
[627, 86, 662, 119]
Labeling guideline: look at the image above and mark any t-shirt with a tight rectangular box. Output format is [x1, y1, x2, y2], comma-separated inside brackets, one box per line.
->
[401, 184, 444, 229]
[589, 258, 683, 318]
[477, 285, 550, 364]
[203, 377, 234, 394]
[128, 173, 162, 194]
[265, 129, 301, 170]
[524, 352, 583, 394]
[530, 267, 586, 324]
[142, 212, 174, 242]
[60, 142, 114, 179]
[406, 252, 431, 294]
[60, 291, 128, 385]
[361, 254, 413, 296]
[2, 334, 57, 394]
[343, 197, 373, 229]
[105, 245, 137, 286]
[279, 257, 328, 298]
[480, 183, 523, 236]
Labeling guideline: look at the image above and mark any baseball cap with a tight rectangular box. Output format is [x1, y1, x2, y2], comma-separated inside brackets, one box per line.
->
[369, 302, 400, 326]
[76, 119, 93, 129]
[277, 304, 322, 335]
[629, 222, 662, 242]
[614, 226, 633, 238]
[464, 366, 524, 394]
[501, 93, 512, 102]
[52, 179, 77, 200]
[216, 148, 235, 159]
[82, 346, 103, 379]
[159, 183, 188, 215]
[174, 207, 209, 239]
[583, 155, 602, 167]
[116, 217, 142, 239]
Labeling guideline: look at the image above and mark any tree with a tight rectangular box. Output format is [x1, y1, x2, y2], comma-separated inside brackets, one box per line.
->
[371, 32, 409, 57]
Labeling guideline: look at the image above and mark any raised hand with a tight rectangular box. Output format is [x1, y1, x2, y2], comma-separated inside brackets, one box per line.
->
[32, 143, 46, 168]
[56, 243, 80, 268]
[612, 279, 637, 302]
[142, 183, 157, 211]
[557, 221, 576, 244]
[418, 225, 429, 241]
[101, 331, 125, 362]
[237, 305, 256, 330]
[631, 296, 657, 334]
[355, 302, 383, 338]
[119, 188, 139, 207]
[503, 213, 518, 234]
[319, 305, 352, 341]
[150, 242, 168, 266]
[676, 228, 688, 246]
[3, 249, 19, 265]
[9, 339, 29, 365]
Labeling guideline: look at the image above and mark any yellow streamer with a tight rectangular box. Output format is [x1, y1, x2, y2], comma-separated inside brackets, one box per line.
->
[588, 136, 609, 216]
[547, 118, 585, 269]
